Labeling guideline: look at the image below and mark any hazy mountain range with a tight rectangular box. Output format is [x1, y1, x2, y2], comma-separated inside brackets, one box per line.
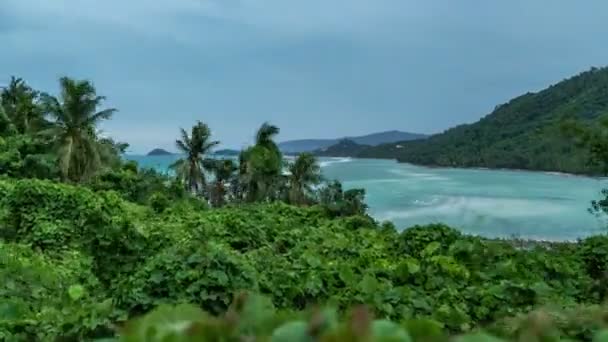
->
[278, 130, 427, 154]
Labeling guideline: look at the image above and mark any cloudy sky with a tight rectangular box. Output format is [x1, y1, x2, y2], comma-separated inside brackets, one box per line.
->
[2, 1, 608, 153]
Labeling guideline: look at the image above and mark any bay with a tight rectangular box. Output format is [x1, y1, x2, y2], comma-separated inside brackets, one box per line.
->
[127, 155, 608, 240]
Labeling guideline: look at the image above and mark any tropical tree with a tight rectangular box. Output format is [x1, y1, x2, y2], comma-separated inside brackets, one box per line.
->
[239, 122, 283, 202]
[0, 76, 45, 134]
[255, 122, 281, 154]
[0, 101, 16, 136]
[287, 153, 322, 205]
[41, 77, 117, 182]
[205, 159, 237, 207]
[170, 121, 219, 195]
[317, 180, 368, 217]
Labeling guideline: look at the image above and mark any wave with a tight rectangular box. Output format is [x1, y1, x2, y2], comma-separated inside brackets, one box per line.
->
[412, 196, 442, 206]
[319, 157, 353, 168]
[376, 195, 567, 222]
[387, 168, 450, 181]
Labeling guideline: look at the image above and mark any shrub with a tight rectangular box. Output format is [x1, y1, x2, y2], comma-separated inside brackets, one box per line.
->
[1, 179, 149, 284]
[149, 192, 170, 213]
[115, 241, 259, 316]
[0, 242, 117, 341]
[398, 224, 462, 256]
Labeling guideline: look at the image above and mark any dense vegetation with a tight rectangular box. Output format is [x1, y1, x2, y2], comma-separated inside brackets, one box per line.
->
[315, 139, 370, 157]
[354, 67, 608, 175]
[3, 180, 608, 341]
[3, 75, 608, 341]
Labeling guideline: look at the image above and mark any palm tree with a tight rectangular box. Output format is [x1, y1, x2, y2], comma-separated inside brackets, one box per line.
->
[170, 121, 219, 195]
[255, 122, 280, 153]
[239, 122, 283, 202]
[206, 159, 237, 207]
[41, 77, 117, 182]
[1, 76, 44, 134]
[287, 153, 322, 205]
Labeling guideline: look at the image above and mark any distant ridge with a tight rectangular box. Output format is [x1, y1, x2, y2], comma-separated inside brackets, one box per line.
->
[278, 130, 427, 154]
[315, 139, 368, 157]
[147, 148, 173, 156]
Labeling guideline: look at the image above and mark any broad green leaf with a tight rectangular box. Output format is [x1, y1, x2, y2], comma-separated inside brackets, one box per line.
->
[68, 284, 85, 301]
[422, 242, 441, 257]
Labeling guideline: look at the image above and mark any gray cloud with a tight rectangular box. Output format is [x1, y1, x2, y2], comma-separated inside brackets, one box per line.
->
[2, 0, 608, 153]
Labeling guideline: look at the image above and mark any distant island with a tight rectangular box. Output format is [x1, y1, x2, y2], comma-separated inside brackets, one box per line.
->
[212, 149, 240, 156]
[328, 67, 608, 176]
[147, 148, 173, 156]
[278, 130, 427, 154]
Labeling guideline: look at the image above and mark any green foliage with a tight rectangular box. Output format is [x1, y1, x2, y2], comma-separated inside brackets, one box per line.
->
[398, 224, 462, 256]
[0, 176, 607, 340]
[358, 67, 608, 175]
[95, 298, 608, 341]
[0, 242, 119, 341]
[205, 158, 237, 207]
[41, 76, 120, 182]
[170, 121, 219, 195]
[4, 73, 608, 341]
[0, 76, 45, 134]
[318, 180, 369, 217]
[116, 241, 259, 315]
[87, 161, 184, 205]
[149, 192, 171, 213]
[1, 179, 149, 284]
[238, 122, 284, 203]
[287, 153, 322, 205]
[0, 134, 58, 179]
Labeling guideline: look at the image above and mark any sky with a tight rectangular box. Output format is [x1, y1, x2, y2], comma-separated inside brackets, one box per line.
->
[1, 1, 608, 153]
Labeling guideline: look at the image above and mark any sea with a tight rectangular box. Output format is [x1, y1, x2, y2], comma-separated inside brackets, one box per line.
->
[127, 155, 608, 241]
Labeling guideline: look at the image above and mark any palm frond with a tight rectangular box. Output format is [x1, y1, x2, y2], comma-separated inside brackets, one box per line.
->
[179, 128, 192, 150]
[175, 139, 190, 155]
[85, 108, 117, 126]
[255, 122, 280, 145]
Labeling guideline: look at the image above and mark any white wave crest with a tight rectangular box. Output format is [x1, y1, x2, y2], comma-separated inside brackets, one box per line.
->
[319, 157, 353, 168]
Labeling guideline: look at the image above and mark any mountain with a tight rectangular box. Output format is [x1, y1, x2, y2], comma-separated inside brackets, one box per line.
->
[278, 130, 426, 154]
[358, 67, 608, 175]
[147, 148, 173, 156]
[315, 139, 370, 157]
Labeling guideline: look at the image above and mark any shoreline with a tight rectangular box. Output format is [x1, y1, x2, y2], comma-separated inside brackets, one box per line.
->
[324, 155, 607, 180]
[393, 159, 607, 179]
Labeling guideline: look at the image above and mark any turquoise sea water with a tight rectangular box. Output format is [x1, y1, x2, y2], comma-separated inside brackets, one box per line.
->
[127, 155, 608, 240]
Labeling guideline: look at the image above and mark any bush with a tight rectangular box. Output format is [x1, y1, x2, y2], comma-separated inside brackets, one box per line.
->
[579, 235, 608, 280]
[398, 224, 462, 256]
[149, 192, 170, 213]
[1, 179, 149, 284]
[0, 242, 118, 341]
[115, 241, 259, 316]
[87, 164, 183, 205]
[0, 177, 603, 340]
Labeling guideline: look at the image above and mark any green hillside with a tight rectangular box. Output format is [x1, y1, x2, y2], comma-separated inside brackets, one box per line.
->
[359, 67, 608, 174]
[315, 138, 369, 157]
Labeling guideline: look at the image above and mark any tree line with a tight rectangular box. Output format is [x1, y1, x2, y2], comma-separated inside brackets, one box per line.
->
[0, 75, 366, 215]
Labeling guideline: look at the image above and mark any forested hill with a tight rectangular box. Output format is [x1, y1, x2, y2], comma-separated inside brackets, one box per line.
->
[358, 67, 608, 175]
[278, 130, 426, 153]
[315, 139, 369, 157]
